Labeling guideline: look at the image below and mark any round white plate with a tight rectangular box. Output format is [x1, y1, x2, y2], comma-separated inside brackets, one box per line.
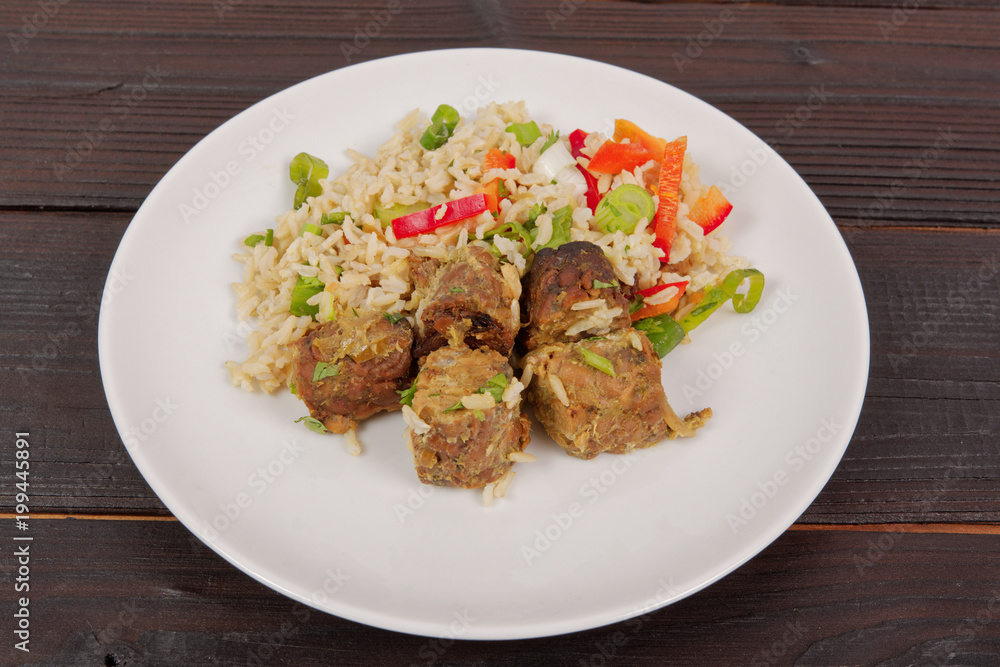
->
[99, 48, 869, 640]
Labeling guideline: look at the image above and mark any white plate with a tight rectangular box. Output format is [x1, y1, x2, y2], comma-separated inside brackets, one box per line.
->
[99, 48, 869, 640]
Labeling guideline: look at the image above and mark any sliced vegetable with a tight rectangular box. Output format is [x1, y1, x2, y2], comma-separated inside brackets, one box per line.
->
[678, 269, 765, 332]
[294, 416, 328, 434]
[585, 140, 653, 174]
[312, 361, 339, 382]
[568, 129, 602, 211]
[652, 136, 688, 262]
[593, 184, 655, 234]
[688, 185, 733, 235]
[420, 104, 460, 150]
[300, 222, 323, 237]
[536, 205, 573, 250]
[390, 193, 488, 239]
[482, 148, 516, 173]
[579, 347, 616, 377]
[484, 219, 534, 250]
[289, 275, 324, 318]
[373, 201, 430, 226]
[244, 233, 266, 247]
[289, 152, 329, 209]
[476, 178, 503, 214]
[532, 140, 587, 197]
[633, 314, 686, 358]
[264, 228, 274, 246]
[321, 211, 348, 225]
[505, 121, 541, 146]
[613, 119, 667, 161]
[630, 280, 689, 321]
[593, 278, 619, 289]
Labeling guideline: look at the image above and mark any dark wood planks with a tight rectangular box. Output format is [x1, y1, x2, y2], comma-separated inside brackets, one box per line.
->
[1, 1, 998, 226]
[11, 517, 1000, 666]
[1, 211, 998, 521]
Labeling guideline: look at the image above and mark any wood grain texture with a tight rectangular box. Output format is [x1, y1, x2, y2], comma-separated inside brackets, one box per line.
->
[1, 1, 997, 226]
[6, 518, 1000, 666]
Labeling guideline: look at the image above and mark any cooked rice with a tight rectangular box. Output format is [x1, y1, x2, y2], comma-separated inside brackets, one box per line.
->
[226, 101, 746, 396]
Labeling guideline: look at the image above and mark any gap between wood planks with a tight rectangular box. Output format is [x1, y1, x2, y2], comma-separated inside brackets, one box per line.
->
[3, 513, 1000, 535]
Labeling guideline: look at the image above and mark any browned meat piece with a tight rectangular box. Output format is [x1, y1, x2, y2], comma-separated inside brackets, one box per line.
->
[522, 328, 710, 459]
[289, 310, 414, 433]
[413, 244, 521, 360]
[521, 241, 632, 351]
[405, 345, 530, 488]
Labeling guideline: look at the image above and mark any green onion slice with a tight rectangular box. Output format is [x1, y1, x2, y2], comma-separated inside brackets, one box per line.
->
[594, 184, 655, 234]
[244, 234, 266, 247]
[321, 211, 348, 225]
[300, 222, 323, 237]
[420, 104, 460, 150]
[289, 152, 329, 209]
[505, 121, 542, 147]
[633, 314, 686, 358]
[579, 347, 616, 377]
[294, 416, 328, 434]
[289, 275, 324, 319]
[373, 201, 430, 226]
[679, 268, 765, 332]
[593, 278, 619, 289]
[265, 228, 274, 246]
[536, 205, 573, 250]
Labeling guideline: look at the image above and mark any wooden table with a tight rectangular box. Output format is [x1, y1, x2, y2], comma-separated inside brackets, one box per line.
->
[3, 1, 999, 664]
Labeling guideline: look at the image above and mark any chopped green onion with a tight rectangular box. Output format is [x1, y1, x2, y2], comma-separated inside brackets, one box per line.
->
[505, 121, 541, 147]
[383, 312, 405, 324]
[420, 104, 460, 150]
[579, 348, 616, 377]
[634, 314, 686, 358]
[398, 381, 418, 407]
[473, 409, 486, 421]
[629, 295, 645, 315]
[449, 287, 465, 294]
[373, 201, 429, 226]
[593, 279, 619, 289]
[300, 222, 323, 237]
[679, 268, 765, 332]
[289, 152, 329, 209]
[289, 382, 297, 396]
[444, 401, 464, 413]
[594, 184, 655, 234]
[477, 373, 508, 403]
[540, 131, 560, 154]
[312, 362, 339, 382]
[321, 211, 348, 225]
[289, 275, 324, 319]
[244, 234, 266, 247]
[265, 228, 274, 246]
[527, 203, 547, 225]
[537, 205, 573, 250]
[295, 416, 328, 434]
[497, 179, 510, 198]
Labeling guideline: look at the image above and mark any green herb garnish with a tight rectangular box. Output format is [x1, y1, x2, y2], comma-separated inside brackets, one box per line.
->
[593, 279, 619, 289]
[295, 416, 328, 434]
[398, 380, 418, 407]
[505, 121, 541, 146]
[321, 211, 348, 225]
[383, 312, 405, 324]
[244, 234, 266, 247]
[312, 362, 339, 382]
[579, 348, 616, 377]
[420, 104, 460, 150]
[540, 131, 560, 154]
[289, 275, 325, 319]
[289, 152, 329, 209]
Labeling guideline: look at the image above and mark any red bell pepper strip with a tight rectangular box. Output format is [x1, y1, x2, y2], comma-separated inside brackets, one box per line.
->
[652, 136, 688, 262]
[687, 185, 733, 234]
[476, 179, 502, 214]
[631, 280, 689, 322]
[586, 140, 654, 174]
[613, 119, 668, 162]
[391, 193, 488, 239]
[568, 129, 602, 211]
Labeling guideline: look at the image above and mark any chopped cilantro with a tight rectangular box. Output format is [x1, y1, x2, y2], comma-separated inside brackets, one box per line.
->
[398, 381, 418, 407]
